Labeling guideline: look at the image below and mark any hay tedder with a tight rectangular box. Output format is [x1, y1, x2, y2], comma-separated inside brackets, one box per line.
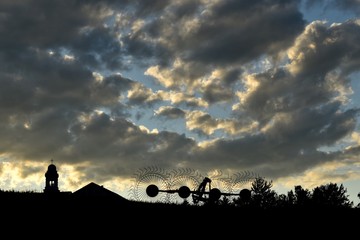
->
[129, 167, 258, 204]
[146, 176, 252, 204]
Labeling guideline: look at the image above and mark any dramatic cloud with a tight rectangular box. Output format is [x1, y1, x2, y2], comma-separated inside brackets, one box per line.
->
[154, 106, 186, 120]
[0, 0, 359, 203]
[185, 110, 258, 136]
[140, 0, 305, 91]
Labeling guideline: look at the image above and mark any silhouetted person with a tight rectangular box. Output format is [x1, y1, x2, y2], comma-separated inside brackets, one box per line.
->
[192, 177, 211, 204]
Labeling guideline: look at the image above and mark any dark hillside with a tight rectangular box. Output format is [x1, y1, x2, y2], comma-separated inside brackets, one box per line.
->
[1, 190, 359, 239]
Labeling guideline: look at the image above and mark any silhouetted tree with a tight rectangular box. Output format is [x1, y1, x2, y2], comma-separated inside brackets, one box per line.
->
[250, 177, 277, 209]
[293, 185, 312, 207]
[312, 183, 353, 208]
[275, 193, 291, 208]
[287, 189, 296, 205]
[274, 186, 311, 208]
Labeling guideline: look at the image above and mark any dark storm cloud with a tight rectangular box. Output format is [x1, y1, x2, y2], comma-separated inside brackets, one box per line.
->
[191, 134, 327, 177]
[265, 102, 359, 148]
[191, 102, 359, 178]
[0, 50, 134, 117]
[0, 47, 138, 163]
[72, 26, 125, 70]
[0, 96, 134, 165]
[1, 0, 360, 188]
[91, 74, 135, 106]
[184, 0, 305, 64]
[223, 69, 242, 86]
[121, 0, 202, 64]
[154, 106, 186, 120]
[202, 82, 234, 104]
[126, 83, 163, 106]
[125, 0, 305, 65]
[126, 0, 305, 88]
[0, 0, 111, 48]
[63, 113, 153, 161]
[196, 19, 360, 178]
[238, 68, 342, 127]
[0, 49, 92, 117]
[0, 0, 306, 74]
[0, 0, 125, 71]
[288, 20, 360, 77]
[68, 116, 197, 179]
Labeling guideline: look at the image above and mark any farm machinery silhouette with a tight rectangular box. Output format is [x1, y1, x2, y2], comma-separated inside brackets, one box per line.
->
[129, 167, 259, 205]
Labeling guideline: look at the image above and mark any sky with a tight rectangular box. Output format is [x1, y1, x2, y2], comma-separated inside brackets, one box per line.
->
[0, 0, 360, 205]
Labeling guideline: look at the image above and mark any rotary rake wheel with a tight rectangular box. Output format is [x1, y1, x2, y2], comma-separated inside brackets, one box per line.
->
[225, 171, 259, 201]
[230, 171, 259, 191]
[207, 170, 234, 196]
[167, 168, 204, 204]
[129, 166, 171, 203]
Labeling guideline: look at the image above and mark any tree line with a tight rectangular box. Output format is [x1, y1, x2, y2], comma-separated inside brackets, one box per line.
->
[201, 177, 360, 209]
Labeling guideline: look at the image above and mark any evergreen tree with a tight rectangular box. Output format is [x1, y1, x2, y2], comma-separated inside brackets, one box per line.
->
[250, 177, 277, 209]
[312, 183, 353, 208]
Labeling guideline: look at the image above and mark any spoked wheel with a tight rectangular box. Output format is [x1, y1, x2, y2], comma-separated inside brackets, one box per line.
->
[168, 168, 203, 203]
[129, 167, 170, 203]
[227, 171, 259, 199]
